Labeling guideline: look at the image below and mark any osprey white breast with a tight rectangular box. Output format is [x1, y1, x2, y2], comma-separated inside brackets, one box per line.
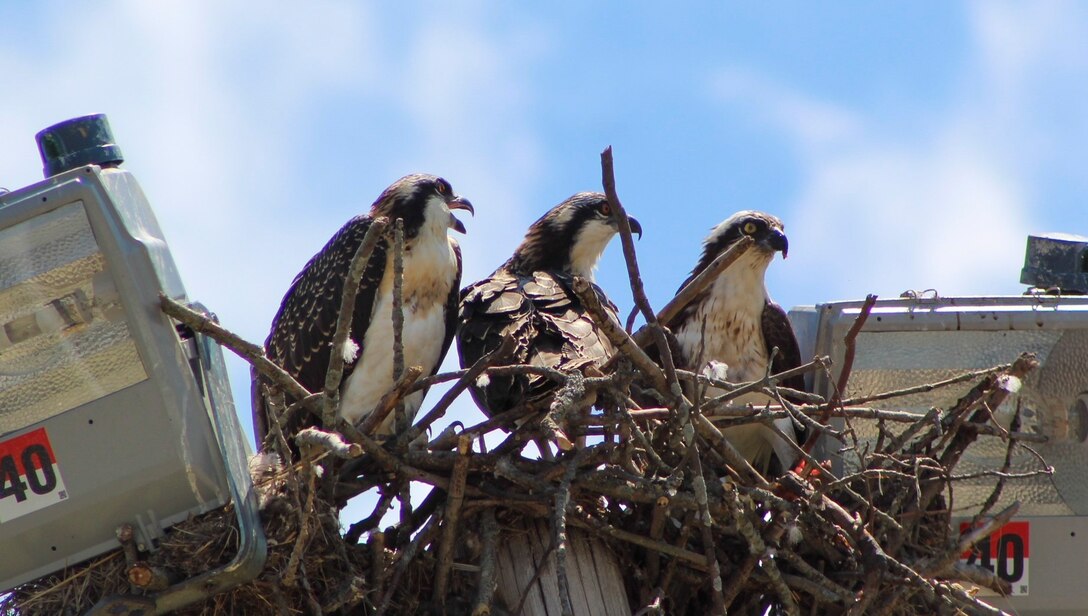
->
[339, 233, 460, 433]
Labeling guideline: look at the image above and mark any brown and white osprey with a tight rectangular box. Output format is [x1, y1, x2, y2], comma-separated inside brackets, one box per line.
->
[667, 210, 804, 475]
[253, 174, 473, 447]
[457, 192, 640, 418]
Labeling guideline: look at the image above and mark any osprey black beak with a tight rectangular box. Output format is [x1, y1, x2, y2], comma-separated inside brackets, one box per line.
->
[764, 228, 788, 258]
[625, 215, 643, 240]
[448, 195, 474, 234]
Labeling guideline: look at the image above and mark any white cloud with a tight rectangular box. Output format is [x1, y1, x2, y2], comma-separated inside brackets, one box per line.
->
[971, 0, 1088, 104]
[709, 67, 860, 152]
[789, 140, 1026, 299]
[0, 1, 381, 329]
[380, 7, 548, 283]
[708, 2, 1088, 305]
[0, 2, 548, 462]
[0, 2, 380, 454]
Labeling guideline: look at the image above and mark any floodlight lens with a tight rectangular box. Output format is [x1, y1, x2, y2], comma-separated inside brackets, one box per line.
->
[0, 202, 146, 433]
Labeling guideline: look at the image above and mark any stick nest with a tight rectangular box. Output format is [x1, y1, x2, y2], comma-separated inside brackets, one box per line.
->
[1, 150, 1050, 616]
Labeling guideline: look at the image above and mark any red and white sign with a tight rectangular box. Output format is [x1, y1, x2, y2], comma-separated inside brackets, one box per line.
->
[959, 520, 1030, 596]
[0, 427, 68, 523]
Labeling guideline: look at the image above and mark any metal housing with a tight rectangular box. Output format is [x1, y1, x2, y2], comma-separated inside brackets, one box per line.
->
[0, 164, 261, 596]
[791, 294, 1088, 614]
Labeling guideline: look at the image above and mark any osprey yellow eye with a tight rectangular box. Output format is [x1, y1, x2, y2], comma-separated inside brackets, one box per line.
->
[743, 221, 758, 235]
[600, 202, 611, 216]
[435, 181, 447, 195]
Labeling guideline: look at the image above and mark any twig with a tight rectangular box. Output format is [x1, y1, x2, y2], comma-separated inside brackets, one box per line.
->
[572, 276, 668, 391]
[345, 488, 397, 544]
[660, 514, 697, 608]
[569, 508, 707, 570]
[159, 295, 312, 403]
[622, 234, 754, 336]
[401, 335, 520, 449]
[472, 508, 501, 616]
[906, 354, 1039, 535]
[336, 420, 485, 497]
[295, 427, 363, 459]
[919, 501, 1020, 579]
[392, 218, 408, 434]
[369, 531, 387, 592]
[324, 216, 390, 426]
[694, 414, 770, 488]
[409, 368, 470, 393]
[775, 550, 853, 604]
[282, 463, 318, 588]
[835, 294, 878, 399]
[359, 365, 423, 436]
[261, 388, 300, 471]
[652, 234, 755, 332]
[724, 485, 799, 616]
[390, 221, 412, 537]
[433, 435, 472, 608]
[618, 402, 673, 474]
[944, 562, 1013, 597]
[689, 443, 726, 615]
[841, 363, 1012, 407]
[700, 356, 829, 410]
[969, 401, 1028, 526]
[802, 294, 876, 459]
[600, 146, 683, 398]
[398, 484, 415, 538]
[426, 403, 546, 451]
[375, 513, 443, 616]
[646, 496, 671, 583]
[553, 451, 586, 616]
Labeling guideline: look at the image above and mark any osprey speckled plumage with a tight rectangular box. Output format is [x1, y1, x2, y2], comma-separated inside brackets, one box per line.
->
[457, 192, 640, 420]
[253, 174, 473, 450]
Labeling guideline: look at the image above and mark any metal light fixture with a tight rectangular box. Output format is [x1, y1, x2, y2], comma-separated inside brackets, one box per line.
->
[0, 115, 264, 610]
[790, 232, 1088, 614]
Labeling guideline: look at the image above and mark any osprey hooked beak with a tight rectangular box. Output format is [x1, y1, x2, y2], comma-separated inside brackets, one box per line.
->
[763, 228, 788, 258]
[447, 195, 474, 234]
[625, 215, 643, 240]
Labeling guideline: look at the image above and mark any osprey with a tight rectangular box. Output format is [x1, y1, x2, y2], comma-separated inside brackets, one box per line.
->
[457, 192, 641, 419]
[668, 210, 804, 475]
[253, 174, 473, 447]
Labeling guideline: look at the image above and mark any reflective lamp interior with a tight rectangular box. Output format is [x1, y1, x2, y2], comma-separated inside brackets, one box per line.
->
[842, 325, 1088, 517]
[0, 202, 147, 433]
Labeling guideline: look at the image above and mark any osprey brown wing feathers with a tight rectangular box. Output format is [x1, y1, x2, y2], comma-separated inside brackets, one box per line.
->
[762, 299, 805, 393]
[457, 192, 635, 419]
[458, 270, 617, 416]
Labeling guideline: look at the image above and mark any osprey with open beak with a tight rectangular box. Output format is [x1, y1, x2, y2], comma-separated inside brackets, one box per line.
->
[254, 173, 473, 449]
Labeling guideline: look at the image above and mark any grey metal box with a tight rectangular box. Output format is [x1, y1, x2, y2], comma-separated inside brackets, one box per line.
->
[0, 165, 231, 591]
[791, 295, 1088, 614]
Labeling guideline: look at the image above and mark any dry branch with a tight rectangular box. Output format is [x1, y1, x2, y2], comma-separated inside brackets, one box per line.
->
[295, 426, 364, 459]
[573, 275, 668, 391]
[629, 234, 755, 337]
[600, 146, 683, 398]
[160, 295, 311, 404]
[324, 216, 390, 426]
[391, 218, 409, 435]
[359, 365, 423, 436]
[433, 435, 472, 607]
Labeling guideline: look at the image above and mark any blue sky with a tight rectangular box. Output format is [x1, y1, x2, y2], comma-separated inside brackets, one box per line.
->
[2, 2, 1086, 522]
